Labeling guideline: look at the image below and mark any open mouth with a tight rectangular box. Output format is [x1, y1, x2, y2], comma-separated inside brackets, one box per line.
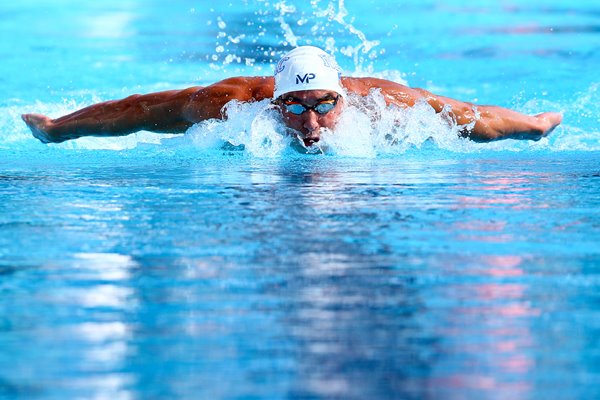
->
[303, 138, 319, 147]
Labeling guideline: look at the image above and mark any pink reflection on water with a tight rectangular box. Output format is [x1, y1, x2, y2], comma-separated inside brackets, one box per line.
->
[481, 255, 525, 277]
[428, 374, 532, 392]
[425, 254, 539, 398]
[452, 174, 551, 210]
[453, 220, 515, 243]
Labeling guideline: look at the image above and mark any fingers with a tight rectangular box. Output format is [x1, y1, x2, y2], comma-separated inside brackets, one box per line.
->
[538, 112, 563, 126]
[22, 113, 45, 127]
[21, 113, 53, 143]
[535, 112, 563, 137]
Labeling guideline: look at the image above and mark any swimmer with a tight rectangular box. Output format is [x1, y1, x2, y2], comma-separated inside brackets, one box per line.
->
[22, 46, 562, 147]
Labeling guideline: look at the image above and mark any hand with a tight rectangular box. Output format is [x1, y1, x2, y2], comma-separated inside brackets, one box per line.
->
[535, 112, 563, 138]
[506, 112, 563, 141]
[21, 114, 59, 143]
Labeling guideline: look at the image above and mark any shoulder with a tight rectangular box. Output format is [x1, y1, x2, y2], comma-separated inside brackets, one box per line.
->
[341, 76, 423, 107]
[341, 76, 411, 96]
[204, 76, 274, 101]
[184, 76, 275, 121]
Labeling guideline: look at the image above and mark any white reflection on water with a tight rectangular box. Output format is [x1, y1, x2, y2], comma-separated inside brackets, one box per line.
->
[81, 12, 136, 40]
[73, 252, 136, 282]
[77, 321, 131, 343]
[62, 252, 138, 398]
[76, 284, 134, 308]
[66, 373, 135, 400]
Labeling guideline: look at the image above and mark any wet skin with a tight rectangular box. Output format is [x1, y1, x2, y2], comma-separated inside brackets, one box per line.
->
[275, 90, 345, 147]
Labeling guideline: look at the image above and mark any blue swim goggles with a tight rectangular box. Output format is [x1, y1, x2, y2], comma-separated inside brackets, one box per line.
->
[281, 95, 340, 115]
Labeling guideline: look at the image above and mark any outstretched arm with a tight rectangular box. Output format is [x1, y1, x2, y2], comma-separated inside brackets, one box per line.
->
[344, 77, 562, 142]
[22, 77, 275, 144]
[415, 89, 562, 141]
[22, 87, 203, 143]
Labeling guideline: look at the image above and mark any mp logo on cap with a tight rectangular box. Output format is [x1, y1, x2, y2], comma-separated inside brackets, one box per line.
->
[296, 73, 316, 84]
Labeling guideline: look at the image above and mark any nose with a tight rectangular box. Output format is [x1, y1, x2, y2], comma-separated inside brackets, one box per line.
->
[301, 111, 321, 146]
[302, 110, 320, 134]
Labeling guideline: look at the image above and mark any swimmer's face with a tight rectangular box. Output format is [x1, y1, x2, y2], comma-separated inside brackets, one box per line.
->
[276, 90, 345, 147]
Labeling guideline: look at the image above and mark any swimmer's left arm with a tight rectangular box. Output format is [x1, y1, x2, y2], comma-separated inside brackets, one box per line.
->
[362, 78, 562, 142]
[414, 89, 562, 142]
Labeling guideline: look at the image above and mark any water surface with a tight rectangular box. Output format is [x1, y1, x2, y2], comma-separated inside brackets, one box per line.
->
[1, 1, 599, 399]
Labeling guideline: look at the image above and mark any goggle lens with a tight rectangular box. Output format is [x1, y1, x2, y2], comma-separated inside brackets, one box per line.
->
[283, 96, 339, 115]
[285, 103, 307, 115]
[314, 101, 336, 114]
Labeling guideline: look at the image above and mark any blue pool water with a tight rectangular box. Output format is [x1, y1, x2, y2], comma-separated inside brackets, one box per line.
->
[1, 1, 599, 399]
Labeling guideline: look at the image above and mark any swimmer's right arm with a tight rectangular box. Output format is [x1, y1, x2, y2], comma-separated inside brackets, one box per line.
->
[22, 87, 203, 143]
[22, 77, 273, 144]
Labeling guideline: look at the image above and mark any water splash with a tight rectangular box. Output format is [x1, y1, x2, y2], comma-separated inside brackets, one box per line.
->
[317, 0, 381, 74]
[319, 91, 475, 157]
[178, 92, 463, 158]
[208, 0, 388, 79]
[274, 2, 299, 48]
[171, 90, 596, 158]
[184, 99, 295, 158]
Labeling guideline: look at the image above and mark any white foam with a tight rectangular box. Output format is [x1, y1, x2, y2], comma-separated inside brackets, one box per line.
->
[179, 91, 489, 158]
[185, 99, 295, 158]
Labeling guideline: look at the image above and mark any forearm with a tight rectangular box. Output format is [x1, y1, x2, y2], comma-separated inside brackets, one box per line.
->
[417, 90, 561, 141]
[43, 88, 201, 142]
[462, 105, 543, 141]
[53, 98, 182, 136]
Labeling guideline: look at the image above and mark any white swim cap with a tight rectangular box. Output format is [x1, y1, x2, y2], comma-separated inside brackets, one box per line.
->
[273, 46, 344, 99]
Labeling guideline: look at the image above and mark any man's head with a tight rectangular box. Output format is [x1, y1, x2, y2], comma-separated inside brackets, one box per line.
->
[273, 46, 345, 146]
